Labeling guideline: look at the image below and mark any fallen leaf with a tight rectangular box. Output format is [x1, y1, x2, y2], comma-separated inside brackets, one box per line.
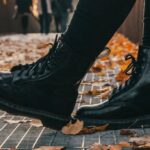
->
[88, 143, 108, 150]
[5, 119, 31, 124]
[138, 143, 150, 149]
[96, 72, 106, 77]
[101, 90, 111, 100]
[120, 129, 137, 136]
[34, 146, 65, 150]
[37, 43, 52, 49]
[30, 119, 43, 127]
[61, 120, 84, 135]
[8, 148, 17, 150]
[119, 141, 131, 148]
[79, 88, 110, 96]
[115, 70, 129, 82]
[79, 124, 109, 135]
[89, 143, 122, 150]
[129, 136, 150, 149]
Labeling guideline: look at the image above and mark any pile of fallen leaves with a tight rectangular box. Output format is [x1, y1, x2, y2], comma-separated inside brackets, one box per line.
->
[92, 33, 138, 84]
[0, 34, 56, 71]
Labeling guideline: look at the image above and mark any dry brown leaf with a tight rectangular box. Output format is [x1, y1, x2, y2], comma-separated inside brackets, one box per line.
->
[8, 148, 17, 150]
[108, 145, 122, 150]
[91, 62, 107, 72]
[129, 136, 150, 145]
[61, 120, 84, 135]
[101, 90, 111, 100]
[129, 136, 150, 149]
[88, 143, 108, 150]
[96, 72, 106, 77]
[34, 146, 65, 150]
[89, 143, 123, 150]
[119, 141, 131, 148]
[5, 119, 43, 127]
[115, 70, 129, 82]
[79, 124, 109, 135]
[79, 89, 101, 96]
[137, 143, 150, 149]
[80, 88, 110, 96]
[30, 119, 43, 127]
[120, 129, 137, 136]
[37, 43, 52, 49]
[4, 119, 31, 124]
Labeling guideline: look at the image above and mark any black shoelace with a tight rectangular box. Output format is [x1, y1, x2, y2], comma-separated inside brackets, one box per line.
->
[111, 53, 138, 96]
[13, 35, 60, 79]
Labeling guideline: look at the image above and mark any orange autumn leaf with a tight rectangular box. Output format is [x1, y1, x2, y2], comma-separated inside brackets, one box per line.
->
[80, 88, 110, 96]
[61, 120, 84, 135]
[108, 145, 122, 150]
[119, 141, 131, 148]
[96, 71, 106, 77]
[115, 70, 129, 82]
[30, 119, 43, 127]
[37, 43, 53, 49]
[89, 143, 131, 150]
[79, 124, 109, 135]
[91, 63, 104, 72]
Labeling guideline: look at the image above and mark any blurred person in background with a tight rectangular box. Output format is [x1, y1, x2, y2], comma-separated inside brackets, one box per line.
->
[52, 0, 73, 32]
[13, 0, 33, 34]
[37, 0, 53, 34]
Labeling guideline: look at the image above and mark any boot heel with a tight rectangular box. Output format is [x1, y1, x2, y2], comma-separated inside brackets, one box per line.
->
[41, 116, 70, 130]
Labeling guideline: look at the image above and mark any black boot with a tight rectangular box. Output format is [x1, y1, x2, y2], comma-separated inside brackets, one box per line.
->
[10, 36, 59, 72]
[0, 36, 97, 130]
[76, 45, 150, 129]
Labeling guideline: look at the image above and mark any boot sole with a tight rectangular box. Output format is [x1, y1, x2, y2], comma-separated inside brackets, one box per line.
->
[78, 115, 150, 130]
[0, 97, 71, 130]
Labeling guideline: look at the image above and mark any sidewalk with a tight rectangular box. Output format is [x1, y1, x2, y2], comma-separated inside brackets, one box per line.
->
[0, 33, 148, 150]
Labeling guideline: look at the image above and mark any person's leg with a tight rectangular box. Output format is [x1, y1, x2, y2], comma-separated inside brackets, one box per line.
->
[142, 0, 150, 46]
[39, 14, 44, 33]
[76, 0, 150, 129]
[45, 13, 51, 34]
[55, 15, 61, 32]
[22, 15, 28, 34]
[60, 12, 68, 32]
[0, 0, 135, 130]
[64, 0, 135, 54]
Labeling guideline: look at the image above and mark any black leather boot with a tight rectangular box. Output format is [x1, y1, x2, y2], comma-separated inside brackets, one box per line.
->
[10, 36, 59, 72]
[0, 36, 97, 130]
[76, 46, 150, 129]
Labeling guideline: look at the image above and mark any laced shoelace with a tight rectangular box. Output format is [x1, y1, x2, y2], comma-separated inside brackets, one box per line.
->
[11, 36, 59, 72]
[111, 53, 137, 96]
[14, 35, 60, 78]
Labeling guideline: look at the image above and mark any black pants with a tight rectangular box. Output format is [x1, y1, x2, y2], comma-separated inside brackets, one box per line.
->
[21, 14, 29, 34]
[39, 13, 52, 34]
[53, 12, 68, 32]
[64, 0, 136, 53]
[142, 0, 150, 46]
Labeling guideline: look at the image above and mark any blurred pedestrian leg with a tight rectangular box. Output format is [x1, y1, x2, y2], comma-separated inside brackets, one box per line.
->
[21, 14, 29, 34]
[14, 0, 32, 34]
[52, 0, 73, 32]
[38, 0, 52, 34]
